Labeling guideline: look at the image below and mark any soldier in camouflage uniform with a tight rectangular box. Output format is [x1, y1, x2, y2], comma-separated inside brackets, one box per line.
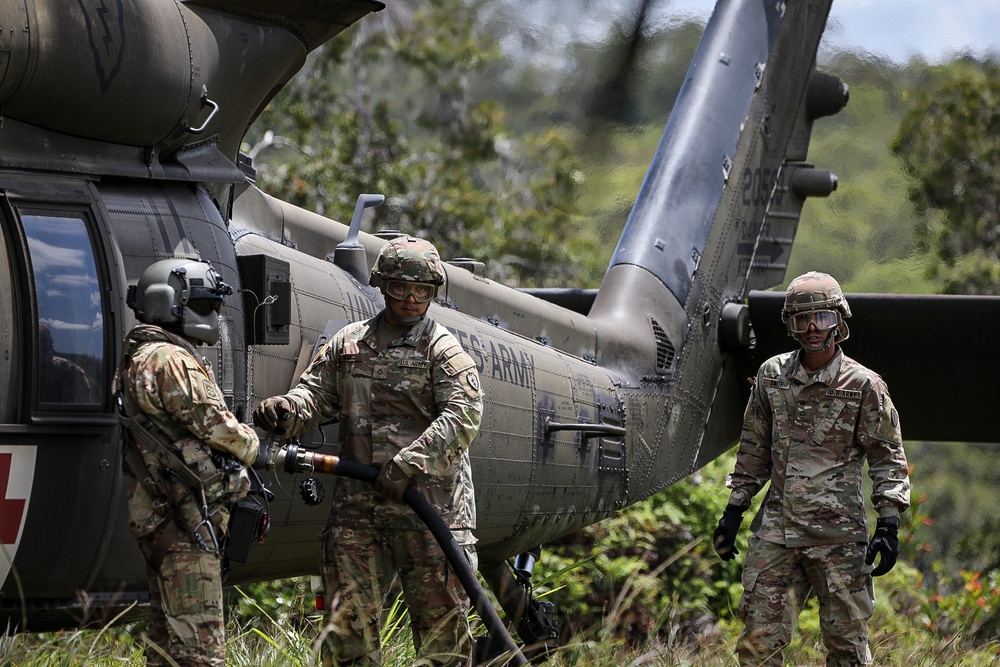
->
[712, 272, 910, 667]
[115, 259, 259, 667]
[253, 235, 483, 667]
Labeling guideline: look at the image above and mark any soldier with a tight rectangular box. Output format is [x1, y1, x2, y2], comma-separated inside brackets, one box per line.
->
[115, 258, 259, 667]
[712, 271, 910, 667]
[253, 235, 483, 666]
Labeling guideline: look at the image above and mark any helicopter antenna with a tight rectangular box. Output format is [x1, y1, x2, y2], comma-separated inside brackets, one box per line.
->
[333, 193, 384, 284]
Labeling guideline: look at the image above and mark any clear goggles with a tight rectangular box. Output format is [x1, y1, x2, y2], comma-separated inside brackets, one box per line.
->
[385, 280, 436, 303]
[787, 309, 839, 334]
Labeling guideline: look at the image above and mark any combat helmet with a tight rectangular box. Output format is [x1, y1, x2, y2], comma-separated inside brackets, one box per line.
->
[781, 271, 851, 351]
[369, 235, 446, 298]
[128, 258, 233, 346]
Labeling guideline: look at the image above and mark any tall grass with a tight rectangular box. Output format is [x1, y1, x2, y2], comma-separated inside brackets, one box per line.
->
[4, 572, 1000, 667]
[5, 461, 999, 666]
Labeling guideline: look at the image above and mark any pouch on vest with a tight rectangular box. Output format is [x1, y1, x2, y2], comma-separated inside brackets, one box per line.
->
[164, 470, 228, 553]
[225, 494, 268, 564]
[224, 466, 271, 564]
[175, 435, 251, 505]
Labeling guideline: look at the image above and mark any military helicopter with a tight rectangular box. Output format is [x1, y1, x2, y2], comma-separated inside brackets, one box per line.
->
[0, 0, 997, 646]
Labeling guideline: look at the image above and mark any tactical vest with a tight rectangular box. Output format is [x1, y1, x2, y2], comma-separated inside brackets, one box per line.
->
[115, 331, 248, 565]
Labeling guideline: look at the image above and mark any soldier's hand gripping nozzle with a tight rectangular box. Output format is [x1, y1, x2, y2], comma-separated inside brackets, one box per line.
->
[253, 396, 293, 435]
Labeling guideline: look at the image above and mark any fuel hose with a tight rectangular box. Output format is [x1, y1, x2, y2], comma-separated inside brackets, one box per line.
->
[274, 444, 528, 667]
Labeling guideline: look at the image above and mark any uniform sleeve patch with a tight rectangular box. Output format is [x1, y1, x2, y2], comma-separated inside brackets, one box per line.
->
[195, 371, 223, 404]
[460, 369, 482, 399]
[442, 351, 476, 376]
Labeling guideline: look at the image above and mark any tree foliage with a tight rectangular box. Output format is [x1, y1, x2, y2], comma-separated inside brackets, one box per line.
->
[781, 53, 937, 293]
[891, 57, 1000, 294]
[244, 0, 602, 287]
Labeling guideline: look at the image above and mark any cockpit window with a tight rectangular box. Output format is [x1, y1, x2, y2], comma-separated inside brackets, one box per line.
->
[21, 214, 104, 408]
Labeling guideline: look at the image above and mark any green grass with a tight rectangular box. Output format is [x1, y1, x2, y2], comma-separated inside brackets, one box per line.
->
[4, 575, 1000, 667]
[4, 619, 999, 666]
[4, 465, 998, 666]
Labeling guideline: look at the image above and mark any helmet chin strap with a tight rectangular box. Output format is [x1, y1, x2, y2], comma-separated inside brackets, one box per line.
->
[795, 328, 837, 353]
[381, 293, 425, 326]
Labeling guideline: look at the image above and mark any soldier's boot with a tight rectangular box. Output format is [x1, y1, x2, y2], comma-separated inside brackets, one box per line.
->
[736, 627, 786, 667]
[322, 658, 371, 667]
[320, 641, 375, 667]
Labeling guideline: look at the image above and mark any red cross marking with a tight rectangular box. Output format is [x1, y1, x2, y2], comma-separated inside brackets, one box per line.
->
[0, 453, 26, 545]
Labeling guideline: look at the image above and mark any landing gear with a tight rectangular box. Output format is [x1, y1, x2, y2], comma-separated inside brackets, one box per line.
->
[477, 547, 560, 665]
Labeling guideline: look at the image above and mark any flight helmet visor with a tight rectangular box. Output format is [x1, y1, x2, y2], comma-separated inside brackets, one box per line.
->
[180, 265, 232, 345]
[187, 282, 226, 316]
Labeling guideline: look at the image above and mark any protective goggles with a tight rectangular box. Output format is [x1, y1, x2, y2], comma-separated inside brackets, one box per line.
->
[385, 280, 435, 303]
[787, 309, 839, 334]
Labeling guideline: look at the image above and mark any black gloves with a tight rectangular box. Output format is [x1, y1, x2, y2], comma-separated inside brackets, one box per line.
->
[713, 504, 746, 561]
[253, 397, 293, 435]
[374, 459, 411, 503]
[865, 516, 900, 577]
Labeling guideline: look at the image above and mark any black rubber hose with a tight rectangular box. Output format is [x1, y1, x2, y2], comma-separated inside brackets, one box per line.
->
[329, 458, 528, 667]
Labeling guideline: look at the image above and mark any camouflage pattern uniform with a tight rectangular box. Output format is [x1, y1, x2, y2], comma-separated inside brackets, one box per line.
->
[275, 313, 483, 666]
[118, 324, 258, 667]
[725, 347, 910, 666]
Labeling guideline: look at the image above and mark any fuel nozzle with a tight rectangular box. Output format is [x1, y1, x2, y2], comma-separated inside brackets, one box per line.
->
[269, 442, 336, 507]
[273, 442, 338, 474]
[267, 441, 297, 473]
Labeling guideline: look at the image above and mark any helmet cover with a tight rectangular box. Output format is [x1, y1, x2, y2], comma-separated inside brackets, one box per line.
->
[369, 235, 446, 293]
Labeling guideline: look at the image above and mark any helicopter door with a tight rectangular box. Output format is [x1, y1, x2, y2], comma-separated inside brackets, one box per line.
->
[0, 185, 124, 600]
[20, 212, 107, 414]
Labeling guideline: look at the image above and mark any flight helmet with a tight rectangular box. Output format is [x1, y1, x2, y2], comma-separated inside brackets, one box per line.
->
[128, 258, 232, 345]
[369, 235, 446, 301]
[781, 271, 851, 352]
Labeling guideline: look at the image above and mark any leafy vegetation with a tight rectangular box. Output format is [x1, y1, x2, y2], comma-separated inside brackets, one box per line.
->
[6, 465, 1000, 665]
[243, 0, 604, 288]
[786, 53, 941, 293]
[7, 483, 1000, 666]
[890, 57, 1000, 294]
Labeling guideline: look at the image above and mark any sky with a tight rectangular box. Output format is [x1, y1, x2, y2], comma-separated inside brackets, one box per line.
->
[663, 0, 1000, 63]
